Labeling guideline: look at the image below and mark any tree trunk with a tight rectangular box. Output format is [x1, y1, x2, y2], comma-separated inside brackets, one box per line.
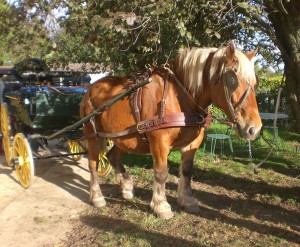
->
[267, 0, 300, 132]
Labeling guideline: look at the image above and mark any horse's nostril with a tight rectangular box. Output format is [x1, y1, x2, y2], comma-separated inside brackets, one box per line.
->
[248, 126, 257, 136]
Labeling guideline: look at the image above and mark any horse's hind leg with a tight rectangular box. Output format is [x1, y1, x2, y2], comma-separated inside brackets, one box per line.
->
[177, 128, 205, 214]
[87, 138, 106, 207]
[107, 145, 134, 199]
[149, 141, 174, 219]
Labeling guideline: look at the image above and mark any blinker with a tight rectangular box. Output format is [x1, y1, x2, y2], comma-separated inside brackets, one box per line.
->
[225, 70, 239, 94]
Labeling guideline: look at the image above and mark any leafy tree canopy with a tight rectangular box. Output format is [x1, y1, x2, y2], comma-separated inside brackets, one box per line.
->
[0, 0, 280, 74]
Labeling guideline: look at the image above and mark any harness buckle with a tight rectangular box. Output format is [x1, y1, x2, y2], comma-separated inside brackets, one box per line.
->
[137, 121, 146, 133]
[196, 115, 205, 125]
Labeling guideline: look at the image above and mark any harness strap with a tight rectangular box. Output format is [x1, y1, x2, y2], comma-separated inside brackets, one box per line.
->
[84, 112, 205, 139]
[130, 87, 142, 122]
[159, 73, 169, 120]
[129, 70, 170, 143]
[130, 83, 149, 142]
[137, 112, 204, 134]
[235, 86, 251, 113]
[224, 84, 236, 121]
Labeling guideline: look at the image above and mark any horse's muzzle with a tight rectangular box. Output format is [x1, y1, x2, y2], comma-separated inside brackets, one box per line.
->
[236, 122, 261, 141]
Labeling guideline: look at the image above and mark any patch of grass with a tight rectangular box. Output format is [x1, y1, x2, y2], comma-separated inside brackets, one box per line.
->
[33, 216, 47, 224]
[62, 123, 300, 247]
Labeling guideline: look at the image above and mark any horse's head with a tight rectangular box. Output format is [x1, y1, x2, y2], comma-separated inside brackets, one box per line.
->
[211, 43, 262, 140]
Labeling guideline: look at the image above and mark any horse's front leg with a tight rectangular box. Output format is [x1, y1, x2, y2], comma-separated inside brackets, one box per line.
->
[87, 138, 106, 207]
[149, 140, 174, 219]
[177, 127, 205, 214]
[107, 145, 134, 199]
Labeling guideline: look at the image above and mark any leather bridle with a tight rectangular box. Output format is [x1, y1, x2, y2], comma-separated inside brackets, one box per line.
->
[223, 67, 255, 124]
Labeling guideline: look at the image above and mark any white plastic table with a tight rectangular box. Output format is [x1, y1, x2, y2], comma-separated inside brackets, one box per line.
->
[258, 112, 289, 148]
[259, 112, 289, 121]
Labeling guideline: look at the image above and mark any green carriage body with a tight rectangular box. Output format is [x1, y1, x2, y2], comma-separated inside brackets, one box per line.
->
[5, 86, 85, 131]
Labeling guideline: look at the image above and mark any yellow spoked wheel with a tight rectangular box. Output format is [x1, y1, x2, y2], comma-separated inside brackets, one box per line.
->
[97, 139, 113, 177]
[68, 141, 84, 161]
[1, 103, 13, 166]
[13, 133, 35, 189]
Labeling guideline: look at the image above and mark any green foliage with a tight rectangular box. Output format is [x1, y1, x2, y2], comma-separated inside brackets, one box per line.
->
[0, 1, 52, 65]
[257, 75, 283, 93]
[209, 105, 226, 119]
[255, 75, 285, 112]
[0, 0, 277, 73]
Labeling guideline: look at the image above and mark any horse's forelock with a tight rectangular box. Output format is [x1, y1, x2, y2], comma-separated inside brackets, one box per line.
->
[235, 50, 256, 84]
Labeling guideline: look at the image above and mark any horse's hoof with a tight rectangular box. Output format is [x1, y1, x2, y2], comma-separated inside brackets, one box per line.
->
[150, 201, 174, 219]
[177, 197, 200, 214]
[92, 197, 106, 208]
[122, 190, 134, 200]
[156, 210, 174, 220]
[183, 204, 200, 214]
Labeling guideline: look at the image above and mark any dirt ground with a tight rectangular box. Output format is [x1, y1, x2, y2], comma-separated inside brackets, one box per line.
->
[0, 143, 91, 247]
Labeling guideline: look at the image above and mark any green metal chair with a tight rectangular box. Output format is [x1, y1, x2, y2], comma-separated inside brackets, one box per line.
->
[203, 123, 234, 156]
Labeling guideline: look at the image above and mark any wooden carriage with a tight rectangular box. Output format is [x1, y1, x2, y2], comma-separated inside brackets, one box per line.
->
[0, 59, 113, 188]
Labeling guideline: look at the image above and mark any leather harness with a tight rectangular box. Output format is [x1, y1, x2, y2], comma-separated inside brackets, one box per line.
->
[85, 69, 208, 140]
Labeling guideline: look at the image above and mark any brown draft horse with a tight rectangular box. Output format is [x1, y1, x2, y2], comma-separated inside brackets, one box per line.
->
[80, 43, 262, 219]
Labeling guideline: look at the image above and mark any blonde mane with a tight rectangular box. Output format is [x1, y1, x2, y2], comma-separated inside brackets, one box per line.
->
[175, 46, 256, 97]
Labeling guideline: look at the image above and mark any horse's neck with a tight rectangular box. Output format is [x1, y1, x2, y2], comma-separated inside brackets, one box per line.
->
[173, 55, 214, 111]
[194, 85, 212, 111]
[172, 76, 212, 113]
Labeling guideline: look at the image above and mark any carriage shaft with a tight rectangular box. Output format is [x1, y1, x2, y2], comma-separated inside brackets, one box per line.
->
[46, 78, 152, 140]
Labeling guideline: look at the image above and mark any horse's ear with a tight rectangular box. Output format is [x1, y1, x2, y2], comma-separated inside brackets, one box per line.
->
[226, 42, 235, 62]
[246, 47, 258, 61]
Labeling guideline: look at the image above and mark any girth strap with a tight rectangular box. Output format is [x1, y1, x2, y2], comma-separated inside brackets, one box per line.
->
[136, 112, 204, 134]
[91, 112, 205, 138]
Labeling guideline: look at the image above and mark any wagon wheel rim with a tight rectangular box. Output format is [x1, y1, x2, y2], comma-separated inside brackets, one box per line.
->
[1, 103, 13, 166]
[68, 141, 84, 161]
[13, 133, 35, 189]
[97, 139, 113, 177]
